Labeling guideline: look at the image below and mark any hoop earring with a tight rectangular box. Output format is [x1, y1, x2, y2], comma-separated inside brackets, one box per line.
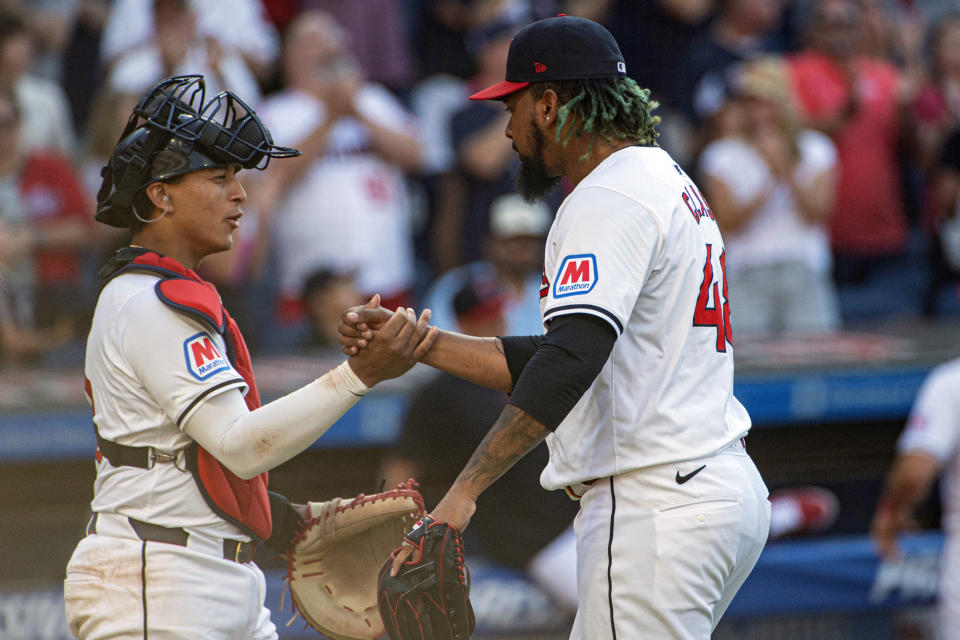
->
[131, 205, 169, 224]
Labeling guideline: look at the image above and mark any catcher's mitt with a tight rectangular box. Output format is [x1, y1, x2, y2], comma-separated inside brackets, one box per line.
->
[285, 480, 425, 640]
[376, 516, 475, 640]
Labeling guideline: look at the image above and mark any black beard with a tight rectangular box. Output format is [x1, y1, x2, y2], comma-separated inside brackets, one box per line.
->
[516, 124, 561, 203]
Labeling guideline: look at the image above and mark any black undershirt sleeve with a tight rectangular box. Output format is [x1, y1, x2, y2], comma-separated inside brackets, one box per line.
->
[505, 313, 618, 431]
[499, 334, 544, 387]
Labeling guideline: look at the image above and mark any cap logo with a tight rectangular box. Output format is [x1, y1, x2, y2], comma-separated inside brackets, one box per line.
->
[617, 61, 626, 73]
[534, 62, 548, 73]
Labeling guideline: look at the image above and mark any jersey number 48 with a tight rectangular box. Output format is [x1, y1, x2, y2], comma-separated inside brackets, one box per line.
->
[694, 244, 732, 352]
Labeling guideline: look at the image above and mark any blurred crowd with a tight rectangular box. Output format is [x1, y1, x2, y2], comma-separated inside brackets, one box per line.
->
[3, 0, 960, 367]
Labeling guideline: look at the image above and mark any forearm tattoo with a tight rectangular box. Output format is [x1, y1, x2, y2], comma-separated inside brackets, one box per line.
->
[456, 404, 548, 495]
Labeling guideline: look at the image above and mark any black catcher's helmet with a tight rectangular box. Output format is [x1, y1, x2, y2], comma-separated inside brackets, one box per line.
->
[96, 75, 300, 227]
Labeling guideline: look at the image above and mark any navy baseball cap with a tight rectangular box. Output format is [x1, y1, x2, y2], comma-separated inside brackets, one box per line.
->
[470, 15, 627, 101]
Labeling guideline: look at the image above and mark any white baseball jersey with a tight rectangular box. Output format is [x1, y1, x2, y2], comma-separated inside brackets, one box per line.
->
[897, 357, 960, 534]
[84, 271, 250, 539]
[539, 145, 751, 490]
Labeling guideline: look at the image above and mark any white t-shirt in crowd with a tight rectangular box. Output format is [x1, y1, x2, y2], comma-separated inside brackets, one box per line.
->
[108, 43, 262, 106]
[259, 86, 418, 299]
[100, 0, 279, 70]
[698, 130, 837, 276]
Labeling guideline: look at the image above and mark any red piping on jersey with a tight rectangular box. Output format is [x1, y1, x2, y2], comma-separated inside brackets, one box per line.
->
[97, 248, 272, 542]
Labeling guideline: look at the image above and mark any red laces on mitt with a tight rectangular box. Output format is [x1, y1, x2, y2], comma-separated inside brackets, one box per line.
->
[285, 481, 425, 640]
[377, 516, 475, 640]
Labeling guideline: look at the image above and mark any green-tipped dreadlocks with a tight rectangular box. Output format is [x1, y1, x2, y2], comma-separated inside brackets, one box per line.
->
[530, 77, 660, 162]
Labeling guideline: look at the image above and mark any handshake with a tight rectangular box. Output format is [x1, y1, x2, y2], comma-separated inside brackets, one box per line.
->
[337, 294, 439, 388]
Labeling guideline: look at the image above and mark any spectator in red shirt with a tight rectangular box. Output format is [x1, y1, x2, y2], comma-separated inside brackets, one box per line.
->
[787, 0, 912, 290]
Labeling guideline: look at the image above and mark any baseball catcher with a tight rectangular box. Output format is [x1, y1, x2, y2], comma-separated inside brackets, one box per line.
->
[376, 516, 475, 640]
[285, 481, 426, 640]
[63, 72, 437, 640]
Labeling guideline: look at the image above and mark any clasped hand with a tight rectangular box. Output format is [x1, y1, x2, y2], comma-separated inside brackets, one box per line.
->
[340, 295, 437, 386]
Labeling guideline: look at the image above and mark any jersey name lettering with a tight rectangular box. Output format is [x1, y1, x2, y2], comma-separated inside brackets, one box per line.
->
[554, 254, 598, 297]
[682, 184, 714, 223]
[184, 332, 231, 380]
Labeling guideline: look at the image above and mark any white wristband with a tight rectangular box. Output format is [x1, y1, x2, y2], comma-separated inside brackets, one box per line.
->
[335, 360, 371, 397]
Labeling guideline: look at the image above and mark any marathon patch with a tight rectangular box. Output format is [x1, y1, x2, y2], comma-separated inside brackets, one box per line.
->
[553, 254, 597, 298]
[184, 332, 231, 380]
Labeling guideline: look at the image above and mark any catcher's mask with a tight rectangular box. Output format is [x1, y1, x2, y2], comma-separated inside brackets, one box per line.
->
[96, 74, 300, 228]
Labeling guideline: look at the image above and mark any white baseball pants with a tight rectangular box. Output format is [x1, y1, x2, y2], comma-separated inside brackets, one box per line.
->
[939, 532, 960, 640]
[569, 441, 770, 639]
[64, 521, 277, 640]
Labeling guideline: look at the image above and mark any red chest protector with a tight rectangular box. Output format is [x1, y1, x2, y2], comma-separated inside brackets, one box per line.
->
[98, 248, 271, 542]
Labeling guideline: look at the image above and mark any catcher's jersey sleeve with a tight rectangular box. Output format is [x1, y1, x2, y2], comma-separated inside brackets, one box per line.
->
[118, 287, 247, 428]
[541, 185, 662, 335]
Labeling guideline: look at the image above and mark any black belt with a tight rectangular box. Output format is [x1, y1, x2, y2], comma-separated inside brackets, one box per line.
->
[87, 513, 256, 563]
[96, 433, 177, 469]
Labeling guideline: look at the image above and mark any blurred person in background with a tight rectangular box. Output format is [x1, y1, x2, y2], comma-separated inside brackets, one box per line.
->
[787, 0, 913, 304]
[0, 85, 78, 363]
[902, 11, 960, 315]
[680, 0, 788, 154]
[258, 10, 423, 330]
[409, 0, 479, 83]
[0, 262, 74, 365]
[100, 0, 278, 85]
[924, 125, 960, 315]
[75, 86, 132, 300]
[850, 0, 930, 238]
[61, 0, 112, 137]
[856, 0, 922, 64]
[469, 0, 557, 26]
[297, 0, 414, 94]
[299, 268, 365, 353]
[871, 354, 960, 640]
[695, 65, 750, 146]
[79, 87, 139, 201]
[0, 0, 76, 80]
[381, 272, 580, 614]
[586, 0, 717, 165]
[914, 13, 960, 177]
[105, 0, 261, 103]
[425, 192, 551, 335]
[0, 8, 76, 155]
[430, 16, 529, 274]
[411, 4, 554, 274]
[699, 57, 841, 335]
